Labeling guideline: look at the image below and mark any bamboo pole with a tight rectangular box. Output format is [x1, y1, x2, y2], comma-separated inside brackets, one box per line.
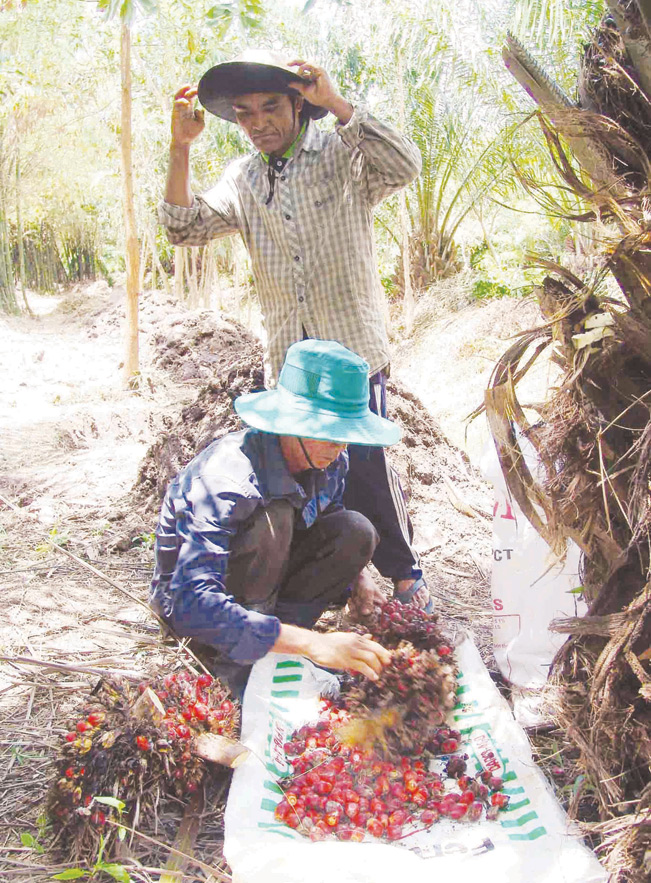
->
[120, 22, 140, 385]
[396, 51, 414, 336]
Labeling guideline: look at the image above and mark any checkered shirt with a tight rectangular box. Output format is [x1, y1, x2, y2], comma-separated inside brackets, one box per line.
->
[159, 106, 421, 381]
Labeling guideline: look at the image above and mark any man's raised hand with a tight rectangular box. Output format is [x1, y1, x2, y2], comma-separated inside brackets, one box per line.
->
[287, 59, 353, 124]
[171, 85, 205, 147]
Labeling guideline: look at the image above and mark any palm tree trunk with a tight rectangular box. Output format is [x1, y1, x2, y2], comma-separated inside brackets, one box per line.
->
[606, 0, 651, 98]
[120, 22, 140, 385]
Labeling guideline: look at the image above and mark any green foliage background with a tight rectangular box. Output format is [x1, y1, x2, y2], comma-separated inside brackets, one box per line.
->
[0, 0, 606, 301]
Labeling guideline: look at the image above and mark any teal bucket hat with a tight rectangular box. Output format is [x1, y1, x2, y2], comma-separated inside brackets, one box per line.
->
[234, 340, 401, 447]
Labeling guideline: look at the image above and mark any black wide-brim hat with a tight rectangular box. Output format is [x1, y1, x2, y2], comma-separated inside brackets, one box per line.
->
[198, 49, 329, 123]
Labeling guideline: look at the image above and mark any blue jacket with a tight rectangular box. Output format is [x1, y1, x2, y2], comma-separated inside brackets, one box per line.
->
[150, 428, 348, 664]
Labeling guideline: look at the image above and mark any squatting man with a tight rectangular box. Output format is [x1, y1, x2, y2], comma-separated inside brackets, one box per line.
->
[150, 339, 396, 691]
[160, 49, 434, 617]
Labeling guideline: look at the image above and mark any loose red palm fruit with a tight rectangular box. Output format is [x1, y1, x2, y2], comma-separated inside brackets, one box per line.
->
[388, 809, 408, 826]
[274, 801, 289, 821]
[176, 724, 191, 739]
[387, 824, 403, 840]
[76, 721, 89, 733]
[345, 802, 359, 820]
[325, 810, 341, 827]
[466, 801, 483, 822]
[90, 810, 106, 826]
[370, 797, 386, 815]
[87, 712, 105, 727]
[136, 735, 151, 751]
[316, 780, 333, 795]
[350, 827, 365, 842]
[285, 813, 301, 829]
[221, 700, 234, 713]
[64, 732, 76, 743]
[338, 826, 353, 841]
[64, 767, 75, 778]
[457, 775, 470, 790]
[412, 788, 428, 807]
[449, 803, 467, 820]
[366, 818, 383, 838]
[437, 645, 452, 657]
[488, 776, 504, 792]
[459, 790, 476, 805]
[181, 708, 193, 722]
[421, 808, 439, 825]
[440, 739, 459, 753]
[486, 805, 500, 821]
[491, 793, 509, 809]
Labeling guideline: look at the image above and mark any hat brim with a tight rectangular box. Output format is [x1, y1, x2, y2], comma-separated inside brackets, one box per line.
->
[234, 388, 401, 447]
[198, 62, 328, 123]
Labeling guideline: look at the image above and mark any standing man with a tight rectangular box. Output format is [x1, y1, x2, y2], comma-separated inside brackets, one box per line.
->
[159, 49, 432, 612]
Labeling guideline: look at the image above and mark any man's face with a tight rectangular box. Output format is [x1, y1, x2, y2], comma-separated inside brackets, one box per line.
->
[300, 438, 347, 470]
[279, 435, 347, 473]
[232, 91, 303, 154]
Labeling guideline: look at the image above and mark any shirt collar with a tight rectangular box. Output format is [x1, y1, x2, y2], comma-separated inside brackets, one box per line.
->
[249, 430, 305, 501]
[260, 122, 307, 164]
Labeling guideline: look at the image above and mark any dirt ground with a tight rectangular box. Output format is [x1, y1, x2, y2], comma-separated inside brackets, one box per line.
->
[0, 282, 501, 879]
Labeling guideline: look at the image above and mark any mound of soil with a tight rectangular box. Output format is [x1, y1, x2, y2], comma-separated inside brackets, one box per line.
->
[136, 315, 264, 508]
[132, 317, 492, 623]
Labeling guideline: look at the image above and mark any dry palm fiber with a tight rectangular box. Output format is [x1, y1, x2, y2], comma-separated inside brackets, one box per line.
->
[493, 14, 651, 880]
[578, 10, 651, 188]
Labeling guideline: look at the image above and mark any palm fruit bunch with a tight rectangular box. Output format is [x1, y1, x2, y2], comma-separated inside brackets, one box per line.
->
[48, 670, 239, 848]
[340, 642, 458, 756]
[274, 698, 510, 842]
[367, 598, 452, 652]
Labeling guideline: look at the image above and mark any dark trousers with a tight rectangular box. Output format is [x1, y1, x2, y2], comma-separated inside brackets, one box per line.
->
[200, 502, 378, 696]
[343, 370, 422, 582]
[226, 500, 379, 627]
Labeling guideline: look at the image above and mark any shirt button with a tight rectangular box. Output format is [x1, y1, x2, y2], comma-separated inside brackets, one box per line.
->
[298, 296, 304, 303]
[285, 214, 291, 220]
[280, 175, 287, 181]
[315, 200, 322, 207]
[294, 255, 300, 262]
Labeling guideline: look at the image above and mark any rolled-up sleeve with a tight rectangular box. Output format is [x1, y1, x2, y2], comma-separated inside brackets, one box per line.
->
[158, 163, 241, 246]
[336, 105, 421, 205]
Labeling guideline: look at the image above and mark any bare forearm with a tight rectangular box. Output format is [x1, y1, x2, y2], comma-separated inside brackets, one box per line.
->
[271, 624, 390, 680]
[327, 95, 354, 126]
[165, 142, 194, 208]
[272, 623, 315, 657]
